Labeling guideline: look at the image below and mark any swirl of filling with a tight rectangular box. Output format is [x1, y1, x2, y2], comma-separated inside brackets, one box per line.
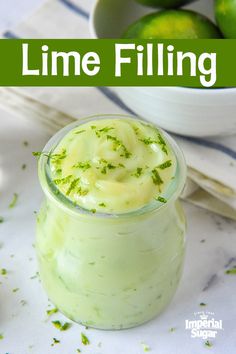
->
[49, 118, 176, 213]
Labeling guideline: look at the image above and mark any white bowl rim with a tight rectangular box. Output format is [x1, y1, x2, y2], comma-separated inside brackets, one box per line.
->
[89, 0, 236, 95]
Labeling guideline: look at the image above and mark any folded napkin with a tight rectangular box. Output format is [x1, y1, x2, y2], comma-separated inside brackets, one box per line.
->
[0, 0, 236, 220]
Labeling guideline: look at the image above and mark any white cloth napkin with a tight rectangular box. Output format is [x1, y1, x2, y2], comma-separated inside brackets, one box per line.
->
[0, 0, 236, 220]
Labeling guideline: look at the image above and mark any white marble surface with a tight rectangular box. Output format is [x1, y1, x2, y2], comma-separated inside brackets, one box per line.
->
[0, 107, 236, 354]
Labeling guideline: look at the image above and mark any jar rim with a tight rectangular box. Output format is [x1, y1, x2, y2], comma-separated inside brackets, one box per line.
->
[38, 114, 187, 219]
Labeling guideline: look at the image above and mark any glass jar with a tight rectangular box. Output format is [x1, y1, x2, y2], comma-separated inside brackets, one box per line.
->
[36, 114, 187, 330]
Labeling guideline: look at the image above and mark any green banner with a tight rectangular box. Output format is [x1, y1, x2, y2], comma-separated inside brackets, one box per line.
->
[0, 39, 236, 87]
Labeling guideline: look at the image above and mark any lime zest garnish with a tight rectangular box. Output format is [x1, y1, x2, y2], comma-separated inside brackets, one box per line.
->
[52, 320, 72, 331]
[33, 149, 67, 165]
[132, 167, 143, 178]
[139, 137, 158, 145]
[157, 133, 168, 155]
[81, 333, 90, 345]
[47, 308, 58, 316]
[54, 175, 73, 185]
[75, 129, 86, 135]
[158, 160, 172, 170]
[169, 327, 176, 332]
[95, 126, 114, 137]
[205, 340, 213, 348]
[106, 135, 132, 158]
[141, 342, 150, 352]
[66, 178, 80, 196]
[225, 267, 236, 274]
[73, 161, 91, 171]
[151, 169, 163, 186]
[1, 268, 7, 275]
[155, 196, 167, 203]
[9, 193, 18, 208]
[51, 337, 60, 346]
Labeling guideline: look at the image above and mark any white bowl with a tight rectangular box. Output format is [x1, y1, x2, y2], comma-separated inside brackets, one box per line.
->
[90, 0, 236, 137]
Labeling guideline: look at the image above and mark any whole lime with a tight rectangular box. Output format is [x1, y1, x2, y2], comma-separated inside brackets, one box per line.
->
[215, 0, 236, 38]
[123, 10, 222, 39]
[135, 0, 197, 9]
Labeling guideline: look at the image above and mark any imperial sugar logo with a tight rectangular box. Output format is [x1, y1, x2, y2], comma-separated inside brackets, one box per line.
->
[185, 311, 223, 340]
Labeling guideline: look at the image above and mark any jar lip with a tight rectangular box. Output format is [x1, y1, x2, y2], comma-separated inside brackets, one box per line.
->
[38, 114, 187, 219]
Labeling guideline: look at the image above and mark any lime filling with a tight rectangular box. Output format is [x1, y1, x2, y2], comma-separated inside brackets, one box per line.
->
[48, 118, 176, 213]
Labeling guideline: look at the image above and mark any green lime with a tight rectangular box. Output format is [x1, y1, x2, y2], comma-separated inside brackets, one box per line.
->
[123, 10, 222, 39]
[135, 0, 197, 9]
[215, 0, 236, 38]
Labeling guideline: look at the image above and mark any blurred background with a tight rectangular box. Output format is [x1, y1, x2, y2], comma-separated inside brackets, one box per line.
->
[0, 1, 44, 32]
